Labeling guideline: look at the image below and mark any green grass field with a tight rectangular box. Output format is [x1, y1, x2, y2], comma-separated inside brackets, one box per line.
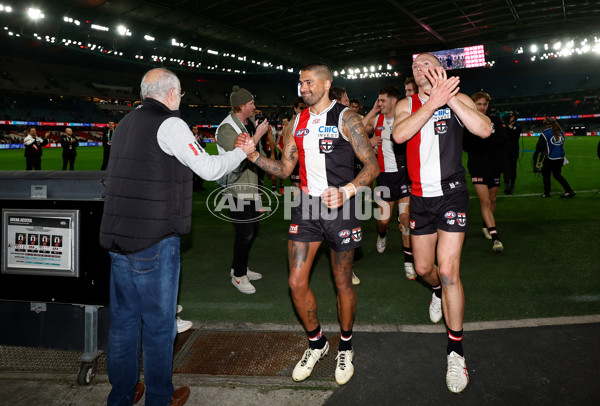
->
[1, 138, 599, 326]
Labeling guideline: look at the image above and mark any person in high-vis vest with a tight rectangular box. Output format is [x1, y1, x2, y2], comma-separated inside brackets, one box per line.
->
[533, 117, 575, 198]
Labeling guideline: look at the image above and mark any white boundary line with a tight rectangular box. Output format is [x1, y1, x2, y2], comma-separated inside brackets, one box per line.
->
[192, 314, 600, 334]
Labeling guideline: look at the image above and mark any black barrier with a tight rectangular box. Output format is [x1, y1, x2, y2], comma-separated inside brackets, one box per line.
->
[0, 171, 110, 385]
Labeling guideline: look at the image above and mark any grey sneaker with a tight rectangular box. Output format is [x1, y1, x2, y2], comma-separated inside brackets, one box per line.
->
[176, 317, 192, 334]
[335, 350, 355, 385]
[292, 341, 330, 382]
[446, 351, 469, 393]
[230, 268, 262, 281]
[231, 275, 256, 294]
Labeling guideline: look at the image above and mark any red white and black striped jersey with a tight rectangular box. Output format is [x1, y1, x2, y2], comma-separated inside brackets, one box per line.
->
[407, 94, 466, 197]
[374, 114, 399, 173]
[292, 101, 354, 197]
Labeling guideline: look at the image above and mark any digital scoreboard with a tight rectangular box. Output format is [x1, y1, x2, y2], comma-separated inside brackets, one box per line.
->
[413, 45, 486, 70]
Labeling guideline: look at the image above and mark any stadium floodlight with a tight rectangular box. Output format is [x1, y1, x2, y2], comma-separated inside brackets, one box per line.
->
[27, 8, 44, 20]
[91, 24, 109, 31]
[530, 44, 538, 53]
[144, 34, 154, 41]
[117, 25, 131, 36]
[553, 42, 561, 50]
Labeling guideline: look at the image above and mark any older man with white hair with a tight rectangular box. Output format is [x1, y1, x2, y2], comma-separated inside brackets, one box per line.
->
[100, 68, 255, 406]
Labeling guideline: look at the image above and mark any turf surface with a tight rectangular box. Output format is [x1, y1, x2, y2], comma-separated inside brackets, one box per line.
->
[1, 138, 599, 325]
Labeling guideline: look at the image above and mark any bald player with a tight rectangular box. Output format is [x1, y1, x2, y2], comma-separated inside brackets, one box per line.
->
[248, 63, 379, 386]
[392, 53, 492, 394]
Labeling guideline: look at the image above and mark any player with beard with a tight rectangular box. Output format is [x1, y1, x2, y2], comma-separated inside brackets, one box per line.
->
[392, 53, 492, 394]
[247, 63, 379, 385]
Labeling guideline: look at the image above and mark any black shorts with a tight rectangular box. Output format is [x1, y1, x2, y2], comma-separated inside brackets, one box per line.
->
[288, 191, 362, 252]
[470, 175, 500, 188]
[290, 163, 300, 183]
[410, 189, 469, 235]
[375, 169, 410, 202]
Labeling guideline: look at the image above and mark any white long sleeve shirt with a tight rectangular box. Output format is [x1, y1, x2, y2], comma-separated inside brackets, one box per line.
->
[157, 116, 246, 181]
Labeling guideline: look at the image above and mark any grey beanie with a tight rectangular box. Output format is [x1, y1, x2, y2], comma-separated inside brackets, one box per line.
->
[230, 85, 253, 108]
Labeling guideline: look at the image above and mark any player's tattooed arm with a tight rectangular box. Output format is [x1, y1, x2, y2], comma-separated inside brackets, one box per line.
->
[251, 127, 299, 178]
[342, 110, 380, 188]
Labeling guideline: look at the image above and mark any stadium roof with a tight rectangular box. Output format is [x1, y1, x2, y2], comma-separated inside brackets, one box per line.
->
[3, 1, 600, 74]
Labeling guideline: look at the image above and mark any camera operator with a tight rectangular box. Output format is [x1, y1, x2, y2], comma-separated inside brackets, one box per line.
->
[60, 127, 79, 170]
[23, 126, 48, 170]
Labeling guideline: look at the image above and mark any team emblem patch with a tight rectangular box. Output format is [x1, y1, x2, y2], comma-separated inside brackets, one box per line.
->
[410, 220, 416, 230]
[351, 227, 362, 242]
[457, 213, 467, 227]
[435, 120, 448, 135]
[289, 224, 299, 234]
[338, 229, 351, 238]
[376, 125, 385, 132]
[444, 211, 456, 219]
[319, 139, 334, 154]
[295, 128, 309, 137]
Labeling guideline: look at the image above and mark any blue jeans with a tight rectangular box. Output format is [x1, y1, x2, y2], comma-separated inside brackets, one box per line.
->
[107, 236, 180, 406]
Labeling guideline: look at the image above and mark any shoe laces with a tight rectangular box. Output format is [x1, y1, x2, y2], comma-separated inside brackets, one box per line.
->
[300, 349, 316, 367]
[336, 352, 348, 370]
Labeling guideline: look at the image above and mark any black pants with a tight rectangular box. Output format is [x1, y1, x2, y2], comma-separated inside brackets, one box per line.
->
[26, 156, 41, 170]
[101, 146, 111, 170]
[542, 159, 573, 195]
[229, 197, 260, 277]
[503, 150, 518, 188]
[62, 155, 76, 170]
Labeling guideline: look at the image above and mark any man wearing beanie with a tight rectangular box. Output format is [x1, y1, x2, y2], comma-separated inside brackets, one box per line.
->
[216, 85, 270, 294]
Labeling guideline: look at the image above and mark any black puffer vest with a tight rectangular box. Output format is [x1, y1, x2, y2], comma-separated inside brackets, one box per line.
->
[99, 98, 193, 254]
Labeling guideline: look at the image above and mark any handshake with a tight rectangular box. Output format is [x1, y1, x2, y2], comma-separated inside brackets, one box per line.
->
[234, 132, 257, 156]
